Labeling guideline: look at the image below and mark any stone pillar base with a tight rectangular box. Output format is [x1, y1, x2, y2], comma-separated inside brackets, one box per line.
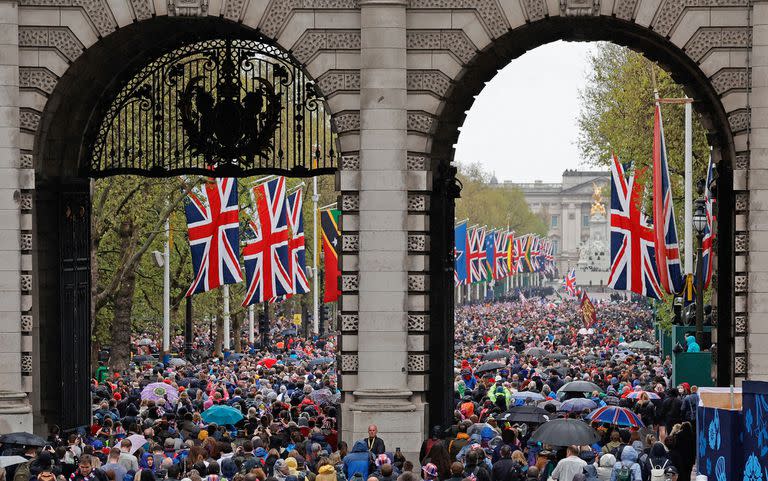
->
[0, 391, 33, 434]
[343, 389, 426, 465]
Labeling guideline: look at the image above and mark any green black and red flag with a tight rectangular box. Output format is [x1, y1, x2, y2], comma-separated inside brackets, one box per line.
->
[320, 209, 341, 302]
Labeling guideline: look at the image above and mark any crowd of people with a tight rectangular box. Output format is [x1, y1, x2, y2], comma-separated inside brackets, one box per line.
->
[0, 295, 701, 481]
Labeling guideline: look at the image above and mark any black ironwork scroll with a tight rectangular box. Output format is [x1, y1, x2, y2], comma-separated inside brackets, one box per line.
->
[85, 38, 337, 178]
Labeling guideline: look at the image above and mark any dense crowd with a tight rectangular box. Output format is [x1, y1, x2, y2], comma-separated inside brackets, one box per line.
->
[0, 296, 700, 481]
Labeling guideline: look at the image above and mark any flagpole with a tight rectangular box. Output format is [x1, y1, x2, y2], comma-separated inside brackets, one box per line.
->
[312, 175, 320, 335]
[162, 218, 170, 353]
[684, 98, 693, 275]
[223, 284, 230, 350]
[248, 304, 255, 344]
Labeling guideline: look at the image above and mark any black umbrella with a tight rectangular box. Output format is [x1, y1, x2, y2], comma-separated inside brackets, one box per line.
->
[306, 357, 334, 368]
[0, 432, 46, 447]
[482, 350, 511, 361]
[547, 353, 567, 360]
[496, 405, 550, 424]
[476, 362, 505, 373]
[524, 347, 550, 358]
[529, 418, 600, 446]
[558, 381, 603, 394]
[132, 355, 154, 363]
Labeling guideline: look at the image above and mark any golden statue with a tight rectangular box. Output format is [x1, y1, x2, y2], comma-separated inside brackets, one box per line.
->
[590, 182, 606, 217]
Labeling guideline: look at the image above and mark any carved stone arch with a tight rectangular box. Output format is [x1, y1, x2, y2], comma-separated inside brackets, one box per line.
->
[427, 15, 738, 428]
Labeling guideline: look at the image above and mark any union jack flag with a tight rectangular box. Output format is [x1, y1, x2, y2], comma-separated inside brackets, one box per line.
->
[493, 229, 509, 280]
[563, 268, 577, 296]
[512, 234, 528, 273]
[653, 103, 685, 295]
[184, 178, 243, 297]
[242, 177, 293, 306]
[286, 188, 309, 295]
[528, 235, 541, 272]
[701, 155, 715, 289]
[607, 154, 663, 299]
[455, 222, 468, 286]
[467, 226, 487, 283]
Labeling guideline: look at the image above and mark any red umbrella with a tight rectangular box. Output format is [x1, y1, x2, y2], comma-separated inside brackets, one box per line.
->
[258, 358, 278, 368]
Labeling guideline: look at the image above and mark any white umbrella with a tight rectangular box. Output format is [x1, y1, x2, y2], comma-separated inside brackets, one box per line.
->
[137, 338, 152, 346]
[0, 456, 29, 468]
[126, 434, 147, 454]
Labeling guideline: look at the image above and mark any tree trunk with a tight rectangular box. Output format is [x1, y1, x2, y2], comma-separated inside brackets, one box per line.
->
[110, 219, 137, 372]
[232, 312, 243, 353]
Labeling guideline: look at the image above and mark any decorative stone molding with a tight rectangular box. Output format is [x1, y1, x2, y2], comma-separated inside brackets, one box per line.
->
[521, 0, 547, 22]
[19, 110, 40, 133]
[19, 0, 117, 36]
[407, 112, 436, 134]
[407, 154, 428, 171]
[341, 154, 360, 171]
[340, 353, 358, 372]
[613, 0, 637, 20]
[407, 314, 427, 332]
[317, 70, 360, 96]
[19, 27, 84, 63]
[342, 193, 359, 211]
[21, 355, 32, 375]
[259, 0, 358, 39]
[406, 31, 477, 65]
[559, 0, 599, 16]
[735, 274, 747, 293]
[129, 0, 153, 20]
[407, 70, 452, 97]
[342, 234, 360, 252]
[653, 0, 747, 39]
[735, 192, 748, 212]
[408, 274, 427, 291]
[292, 30, 361, 65]
[340, 314, 359, 332]
[728, 109, 750, 133]
[407, 234, 427, 252]
[407, 194, 427, 211]
[20, 154, 33, 169]
[735, 152, 749, 170]
[333, 112, 361, 133]
[735, 315, 746, 336]
[19, 193, 32, 211]
[223, 0, 247, 20]
[710, 69, 750, 95]
[20, 315, 32, 334]
[20, 234, 32, 251]
[735, 233, 747, 253]
[407, 354, 429, 372]
[19, 68, 58, 95]
[407, 0, 508, 38]
[20, 275, 32, 293]
[684, 27, 751, 62]
[735, 354, 747, 376]
[167, 0, 208, 15]
[342, 274, 359, 292]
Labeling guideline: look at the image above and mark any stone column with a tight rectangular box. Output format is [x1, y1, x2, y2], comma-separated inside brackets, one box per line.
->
[749, 0, 768, 380]
[0, 0, 32, 432]
[347, 0, 424, 458]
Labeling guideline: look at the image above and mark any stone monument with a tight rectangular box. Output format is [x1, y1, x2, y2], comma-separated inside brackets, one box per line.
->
[576, 183, 610, 286]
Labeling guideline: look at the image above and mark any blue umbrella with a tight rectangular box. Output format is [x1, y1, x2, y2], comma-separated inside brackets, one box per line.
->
[586, 406, 645, 427]
[201, 405, 244, 425]
[511, 392, 546, 402]
[560, 398, 598, 413]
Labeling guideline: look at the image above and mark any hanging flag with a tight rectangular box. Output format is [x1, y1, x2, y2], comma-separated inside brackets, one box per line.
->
[320, 208, 341, 302]
[563, 268, 577, 296]
[512, 234, 527, 273]
[286, 188, 310, 295]
[184, 178, 243, 297]
[580, 291, 597, 328]
[607, 154, 663, 299]
[454, 222, 468, 286]
[467, 226, 487, 284]
[241, 177, 293, 306]
[483, 230, 496, 282]
[653, 103, 685, 294]
[493, 229, 509, 280]
[506, 231, 516, 274]
[701, 154, 716, 290]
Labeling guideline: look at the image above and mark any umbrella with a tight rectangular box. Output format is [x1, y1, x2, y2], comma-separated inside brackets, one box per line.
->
[476, 362, 505, 373]
[623, 390, 661, 400]
[132, 355, 154, 363]
[309, 388, 334, 405]
[558, 381, 603, 394]
[628, 341, 655, 350]
[482, 350, 511, 361]
[307, 357, 334, 368]
[511, 392, 546, 402]
[257, 358, 278, 368]
[496, 405, 550, 424]
[137, 338, 153, 346]
[529, 418, 600, 446]
[524, 347, 550, 358]
[584, 355, 599, 361]
[126, 434, 147, 454]
[0, 433, 45, 447]
[587, 406, 645, 428]
[577, 328, 589, 335]
[141, 382, 179, 403]
[0, 456, 29, 468]
[538, 399, 562, 410]
[559, 398, 598, 413]
[547, 353, 567, 360]
[168, 358, 187, 367]
[201, 405, 244, 425]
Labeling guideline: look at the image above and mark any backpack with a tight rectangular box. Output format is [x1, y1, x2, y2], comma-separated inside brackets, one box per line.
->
[504, 463, 525, 481]
[12, 461, 29, 481]
[615, 465, 632, 481]
[582, 464, 598, 481]
[650, 460, 669, 481]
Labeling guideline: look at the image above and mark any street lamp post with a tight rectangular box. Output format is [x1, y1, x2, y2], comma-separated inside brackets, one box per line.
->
[693, 186, 708, 346]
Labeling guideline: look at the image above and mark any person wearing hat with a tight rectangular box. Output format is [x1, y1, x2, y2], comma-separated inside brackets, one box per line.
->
[421, 464, 438, 481]
[316, 465, 337, 481]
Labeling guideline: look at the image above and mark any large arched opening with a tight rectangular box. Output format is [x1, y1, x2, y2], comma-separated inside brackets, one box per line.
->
[428, 16, 737, 429]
